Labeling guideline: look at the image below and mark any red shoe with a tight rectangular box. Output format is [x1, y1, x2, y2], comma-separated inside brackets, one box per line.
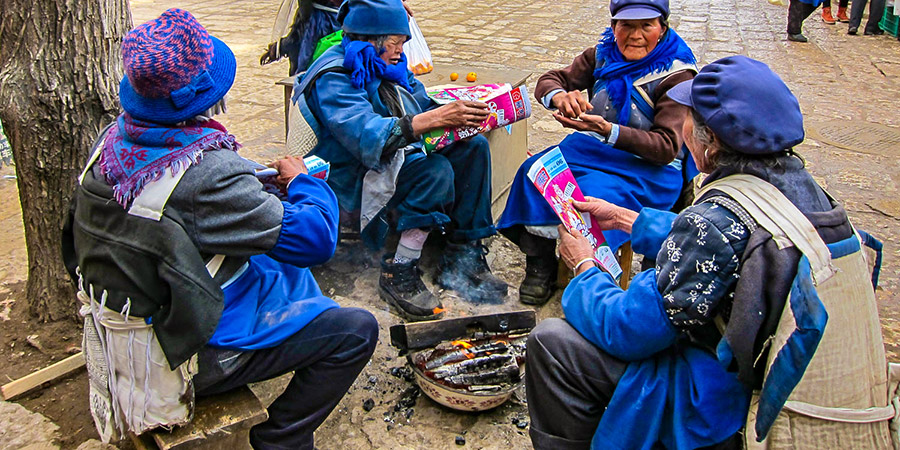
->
[837, 6, 850, 22]
[822, 7, 837, 24]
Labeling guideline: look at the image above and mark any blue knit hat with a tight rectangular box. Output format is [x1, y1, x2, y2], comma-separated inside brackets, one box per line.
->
[338, 0, 411, 39]
[119, 8, 236, 124]
[667, 56, 805, 155]
[610, 0, 669, 20]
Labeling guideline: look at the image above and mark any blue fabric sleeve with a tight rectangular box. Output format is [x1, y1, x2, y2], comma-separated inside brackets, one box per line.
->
[266, 174, 339, 267]
[541, 89, 565, 109]
[631, 208, 677, 257]
[562, 268, 678, 361]
[408, 73, 438, 112]
[311, 71, 399, 169]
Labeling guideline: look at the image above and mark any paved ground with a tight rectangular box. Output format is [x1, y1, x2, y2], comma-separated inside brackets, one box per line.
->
[1, 0, 899, 448]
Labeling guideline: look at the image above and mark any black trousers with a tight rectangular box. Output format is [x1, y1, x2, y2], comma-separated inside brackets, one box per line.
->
[788, 0, 819, 34]
[193, 307, 378, 450]
[849, 0, 886, 32]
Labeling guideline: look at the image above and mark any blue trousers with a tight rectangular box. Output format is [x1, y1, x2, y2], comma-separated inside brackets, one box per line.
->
[194, 307, 378, 450]
[388, 135, 495, 243]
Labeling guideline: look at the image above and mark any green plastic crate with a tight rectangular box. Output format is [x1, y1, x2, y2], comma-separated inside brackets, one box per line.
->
[880, 5, 899, 37]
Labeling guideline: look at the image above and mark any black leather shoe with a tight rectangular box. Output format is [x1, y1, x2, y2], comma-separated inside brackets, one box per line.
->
[380, 255, 443, 321]
[848, 26, 858, 35]
[436, 241, 509, 303]
[519, 256, 558, 305]
[787, 33, 809, 42]
[864, 29, 885, 35]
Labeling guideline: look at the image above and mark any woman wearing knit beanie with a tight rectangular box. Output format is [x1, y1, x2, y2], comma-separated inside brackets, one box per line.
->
[63, 9, 377, 449]
[298, 0, 509, 321]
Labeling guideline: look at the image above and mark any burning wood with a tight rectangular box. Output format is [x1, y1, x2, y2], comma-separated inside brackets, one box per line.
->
[425, 340, 510, 370]
[431, 353, 514, 378]
[412, 332, 528, 395]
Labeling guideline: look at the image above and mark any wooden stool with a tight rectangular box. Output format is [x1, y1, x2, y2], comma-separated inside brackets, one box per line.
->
[131, 385, 267, 450]
[557, 242, 634, 290]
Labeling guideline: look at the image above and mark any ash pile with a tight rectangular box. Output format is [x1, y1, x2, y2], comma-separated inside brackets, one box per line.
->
[411, 330, 528, 393]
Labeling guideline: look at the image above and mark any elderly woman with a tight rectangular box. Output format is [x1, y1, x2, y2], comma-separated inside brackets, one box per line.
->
[497, 0, 698, 305]
[298, 0, 508, 321]
[63, 9, 377, 448]
[524, 56, 885, 449]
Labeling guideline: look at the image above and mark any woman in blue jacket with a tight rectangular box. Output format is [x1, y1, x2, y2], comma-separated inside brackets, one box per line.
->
[524, 56, 858, 449]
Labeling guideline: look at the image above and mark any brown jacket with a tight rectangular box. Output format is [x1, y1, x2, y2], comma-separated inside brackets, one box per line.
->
[535, 47, 694, 165]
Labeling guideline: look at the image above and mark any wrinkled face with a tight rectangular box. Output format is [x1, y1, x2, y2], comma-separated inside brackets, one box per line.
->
[613, 18, 665, 61]
[682, 110, 714, 173]
[373, 35, 406, 65]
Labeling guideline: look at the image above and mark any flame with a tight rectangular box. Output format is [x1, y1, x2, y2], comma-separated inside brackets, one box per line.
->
[432, 307, 446, 315]
[451, 340, 473, 349]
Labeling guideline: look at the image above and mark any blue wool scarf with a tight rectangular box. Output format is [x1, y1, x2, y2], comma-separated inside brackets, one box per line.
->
[340, 37, 413, 92]
[99, 113, 239, 206]
[594, 28, 696, 125]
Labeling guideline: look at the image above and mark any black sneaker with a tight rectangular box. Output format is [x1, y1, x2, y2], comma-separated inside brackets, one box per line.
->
[436, 241, 509, 303]
[848, 26, 859, 35]
[864, 29, 885, 35]
[380, 255, 444, 322]
[519, 255, 558, 305]
[787, 33, 808, 42]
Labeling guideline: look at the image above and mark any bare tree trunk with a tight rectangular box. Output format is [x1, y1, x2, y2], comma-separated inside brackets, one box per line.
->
[0, 0, 131, 321]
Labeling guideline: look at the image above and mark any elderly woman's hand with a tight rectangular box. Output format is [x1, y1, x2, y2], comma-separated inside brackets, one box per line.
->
[270, 155, 308, 188]
[413, 100, 490, 134]
[558, 225, 597, 276]
[551, 91, 592, 119]
[552, 113, 614, 137]
[572, 196, 638, 233]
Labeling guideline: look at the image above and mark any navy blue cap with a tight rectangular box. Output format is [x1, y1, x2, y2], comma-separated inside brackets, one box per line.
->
[668, 56, 804, 155]
[339, 0, 410, 39]
[610, 0, 669, 20]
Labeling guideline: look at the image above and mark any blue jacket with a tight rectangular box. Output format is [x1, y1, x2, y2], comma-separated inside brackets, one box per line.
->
[298, 44, 436, 212]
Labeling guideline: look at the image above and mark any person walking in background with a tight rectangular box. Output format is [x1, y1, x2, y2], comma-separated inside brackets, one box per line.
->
[847, 0, 886, 35]
[787, 0, 825, 42]
[822, 0, 849, 24]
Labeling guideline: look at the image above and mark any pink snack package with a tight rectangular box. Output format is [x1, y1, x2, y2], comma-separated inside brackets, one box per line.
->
[526, 147, 623, 280]
[422, 84, 532, 152]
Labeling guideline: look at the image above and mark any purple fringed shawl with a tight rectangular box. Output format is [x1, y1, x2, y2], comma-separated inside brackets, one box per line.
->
[99, 113, 240, 206]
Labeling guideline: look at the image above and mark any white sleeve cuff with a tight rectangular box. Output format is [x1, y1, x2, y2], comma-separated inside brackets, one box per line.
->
[606, 124, 620, 146]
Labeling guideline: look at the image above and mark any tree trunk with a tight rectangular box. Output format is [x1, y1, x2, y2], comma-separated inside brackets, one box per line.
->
[0, 0, 131, 321]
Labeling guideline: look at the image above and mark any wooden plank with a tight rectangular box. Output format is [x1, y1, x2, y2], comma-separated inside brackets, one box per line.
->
[390, 310, 535, 352]
[1, 352, 85, 400]
[149, 385, 267, 450]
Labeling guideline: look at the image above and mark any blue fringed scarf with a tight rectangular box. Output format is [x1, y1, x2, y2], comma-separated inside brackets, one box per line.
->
[99, 113, 240, 207]
[594, 27, 696, 125]
[340, 37, 413, 92]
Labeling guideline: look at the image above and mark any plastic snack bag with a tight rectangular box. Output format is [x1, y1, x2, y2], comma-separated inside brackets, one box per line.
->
[404, 17, 433, 75]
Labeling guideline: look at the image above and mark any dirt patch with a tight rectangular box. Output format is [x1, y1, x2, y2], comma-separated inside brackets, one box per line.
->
[0, 282, 99, 449]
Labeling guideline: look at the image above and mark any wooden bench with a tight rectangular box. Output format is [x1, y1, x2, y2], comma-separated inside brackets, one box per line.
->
[130, 386, 267, 450]
[276, 65, 533, 219]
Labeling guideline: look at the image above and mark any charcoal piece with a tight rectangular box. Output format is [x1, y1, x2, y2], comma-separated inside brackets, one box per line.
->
[455, 435, 466, 445]
[445, 361, 519, 386]
[516, 419, 529, 429]
[368, 375, 378, 384]
[363, 398, 375, 412]
[390, 365, 415, 382]
[467, 384, 502, 392]
[405, 408, 414, 419]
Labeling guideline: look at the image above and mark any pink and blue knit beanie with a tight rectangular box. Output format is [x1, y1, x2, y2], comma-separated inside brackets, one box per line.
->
[119, 8, 236, 124]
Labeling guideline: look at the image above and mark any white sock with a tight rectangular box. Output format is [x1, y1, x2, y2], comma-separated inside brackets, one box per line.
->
[393, 228, 429, 264]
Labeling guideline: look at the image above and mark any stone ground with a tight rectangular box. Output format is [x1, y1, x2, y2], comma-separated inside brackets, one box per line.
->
[1, 0, 899, 448]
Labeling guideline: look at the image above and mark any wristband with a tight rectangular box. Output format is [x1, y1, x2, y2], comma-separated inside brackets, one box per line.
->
[573, 257, 598, 275]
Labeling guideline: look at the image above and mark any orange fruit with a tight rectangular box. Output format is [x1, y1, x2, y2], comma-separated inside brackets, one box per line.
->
[449, 72, 459, 81]
[466, 72, 477, 82]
